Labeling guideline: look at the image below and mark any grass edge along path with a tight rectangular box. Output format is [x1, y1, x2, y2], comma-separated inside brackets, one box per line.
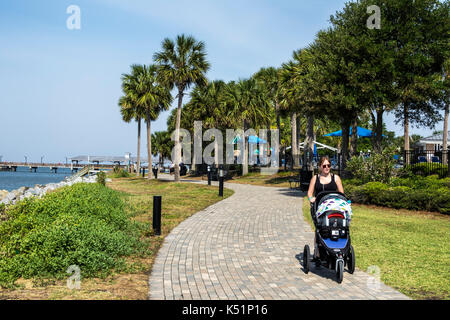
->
[0, 177, 233, 300]
[302, 197, 450, 300]
[190, 170, 298, 188]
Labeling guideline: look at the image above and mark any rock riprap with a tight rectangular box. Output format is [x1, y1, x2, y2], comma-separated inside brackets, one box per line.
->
[0, 174, 99, 206]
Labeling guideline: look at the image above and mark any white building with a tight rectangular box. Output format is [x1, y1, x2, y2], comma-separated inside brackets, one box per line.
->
[416, 131, 450, 152]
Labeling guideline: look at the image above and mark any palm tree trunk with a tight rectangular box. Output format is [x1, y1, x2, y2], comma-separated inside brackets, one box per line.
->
[370, 110, 376, 152]
[341, 120, 350, 169]
[136, 116, 141, 177]
[146, 109, 152, 180]
[275, 101, 281, 168]
[243, 119, 248, 175]
[350, 117, 358, 157]
[214, 138, 219, 167]
[174, 89, 183, 182]
[305, 115, 314, 171]
[191, 152, 196, 174]
[443, 102, 449, 164]
[375, 108, 384, 153]
[404, 103, 410, 164]
[291, 112, 298, 169]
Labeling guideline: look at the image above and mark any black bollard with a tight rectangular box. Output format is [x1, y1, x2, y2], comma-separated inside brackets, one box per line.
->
[142, 168, 145, 178]
[153, 195, 161, 236]
[219, 176, 224, 197]
[207, 165, 211, 185]
[218, 167, 224, 197]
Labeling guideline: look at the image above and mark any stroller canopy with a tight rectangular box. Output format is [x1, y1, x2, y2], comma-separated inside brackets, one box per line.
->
[316, 196, 352, 221]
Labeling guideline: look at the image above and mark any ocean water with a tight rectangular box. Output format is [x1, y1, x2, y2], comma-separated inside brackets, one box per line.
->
[0, 166, 73, 191]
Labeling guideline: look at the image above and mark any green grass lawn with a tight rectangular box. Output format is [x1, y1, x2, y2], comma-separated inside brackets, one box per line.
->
[302, 198, 450, 300]
[109, 177, 234, 236]
[0, 177, 233, 300]
[227, 170, 298, 188]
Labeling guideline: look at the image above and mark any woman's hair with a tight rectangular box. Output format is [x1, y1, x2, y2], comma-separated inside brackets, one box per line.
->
[319, 156, 331, 168]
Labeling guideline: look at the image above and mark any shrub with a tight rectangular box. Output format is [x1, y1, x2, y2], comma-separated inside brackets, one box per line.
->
[404, 163, 449, 179]
[97, 171, 107, 186]
[0, 183, 143, 288]
[111, 169, 131, 178]
[345, 179, 450, 214]
[346, 148, 397, 184]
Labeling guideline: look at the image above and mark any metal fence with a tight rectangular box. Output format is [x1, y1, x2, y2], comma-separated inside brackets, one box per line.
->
[404, 149, 449, 178]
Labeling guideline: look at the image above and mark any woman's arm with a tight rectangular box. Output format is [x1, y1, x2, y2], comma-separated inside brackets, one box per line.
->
[307, 175, 316, 202]
[335, 175, 344, 194]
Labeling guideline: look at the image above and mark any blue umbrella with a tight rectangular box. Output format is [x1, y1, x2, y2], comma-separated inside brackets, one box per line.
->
[234, 135, 268, 144]
[323, 126, 384, 138]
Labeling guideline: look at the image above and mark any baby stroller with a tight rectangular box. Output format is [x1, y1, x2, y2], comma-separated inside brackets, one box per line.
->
[302, 191, 355, 283]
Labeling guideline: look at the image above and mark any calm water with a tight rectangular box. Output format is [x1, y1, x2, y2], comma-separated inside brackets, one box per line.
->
[0, 166, 72, 191]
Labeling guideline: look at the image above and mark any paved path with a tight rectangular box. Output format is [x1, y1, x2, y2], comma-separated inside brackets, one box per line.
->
[149, 177, 409, 300]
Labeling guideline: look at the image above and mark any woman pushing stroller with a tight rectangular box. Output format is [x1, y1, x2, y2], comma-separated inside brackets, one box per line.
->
[307, 156, 344, 203]
[302, 156, 355, 283]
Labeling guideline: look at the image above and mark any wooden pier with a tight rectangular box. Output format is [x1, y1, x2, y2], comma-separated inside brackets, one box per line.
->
[0, 162, 122, 173]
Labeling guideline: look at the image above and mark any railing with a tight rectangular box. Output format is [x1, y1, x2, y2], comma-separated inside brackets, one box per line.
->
[404, 149, 449, 178]
[67, 165, 93, 182]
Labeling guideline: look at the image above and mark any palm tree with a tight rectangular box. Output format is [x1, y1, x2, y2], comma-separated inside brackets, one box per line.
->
[119, 78, 145, 176]
[253, 67, 283, 167]
[280, 60, 302, 169]
[224, 79, 271, 175]
[152, 131, 173, 170]
[190, 80, 227, 166]
[121, 64, 172, 179]
[442, 59, 450, 163]
[153, 34, 210, 182]
[280, 48, 320, 171]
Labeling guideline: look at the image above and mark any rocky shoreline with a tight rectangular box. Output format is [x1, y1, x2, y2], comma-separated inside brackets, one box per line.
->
[0, 174, 103, 206]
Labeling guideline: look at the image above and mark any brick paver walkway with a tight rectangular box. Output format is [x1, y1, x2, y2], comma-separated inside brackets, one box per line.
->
[149, 176, 409, 300]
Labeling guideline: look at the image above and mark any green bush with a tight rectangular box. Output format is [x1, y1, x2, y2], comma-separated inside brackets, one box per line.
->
[344, 178, 450, 214]
[346, 148, 397, 184]
[111, 168, 131, 178]
[403, 163, 449, 178]
[97, 171, 107, 186]
[0, 183, 144, 288]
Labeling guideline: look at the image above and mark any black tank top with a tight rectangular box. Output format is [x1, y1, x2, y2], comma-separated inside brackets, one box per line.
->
[314, 173, 338, 196]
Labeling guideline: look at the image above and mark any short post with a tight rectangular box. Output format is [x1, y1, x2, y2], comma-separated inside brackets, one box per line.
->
[207, 165, 211, 185]
[142, 167, 145, 178]
[219, 167, 224, 197]
[153, 195, 161, 236]
[153, 167, 158, 179]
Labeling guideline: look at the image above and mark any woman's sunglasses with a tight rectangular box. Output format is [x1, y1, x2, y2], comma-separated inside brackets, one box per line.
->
[322, 164, 331, 168]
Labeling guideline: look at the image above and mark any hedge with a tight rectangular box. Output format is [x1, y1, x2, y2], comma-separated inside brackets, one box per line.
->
[345, 181, 450, 214]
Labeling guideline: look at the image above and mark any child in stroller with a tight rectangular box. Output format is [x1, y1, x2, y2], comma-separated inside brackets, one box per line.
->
[303, 191, 355, 283]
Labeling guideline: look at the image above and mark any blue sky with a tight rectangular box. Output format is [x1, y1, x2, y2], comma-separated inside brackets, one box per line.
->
[0, 0, 443, 163]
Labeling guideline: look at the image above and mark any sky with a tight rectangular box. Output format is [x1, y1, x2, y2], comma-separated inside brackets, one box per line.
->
[0, 0, 444, 163]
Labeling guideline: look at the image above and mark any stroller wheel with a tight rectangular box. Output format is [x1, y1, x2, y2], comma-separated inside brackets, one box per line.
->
[303, 245, 310, 274]
[336, 260, 344, 283]
[347, 245, 355, 274]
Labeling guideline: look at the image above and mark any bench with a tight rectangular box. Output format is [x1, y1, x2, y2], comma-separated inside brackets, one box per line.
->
[288, 176, 301, 189]
[288, 170, 313, 191]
